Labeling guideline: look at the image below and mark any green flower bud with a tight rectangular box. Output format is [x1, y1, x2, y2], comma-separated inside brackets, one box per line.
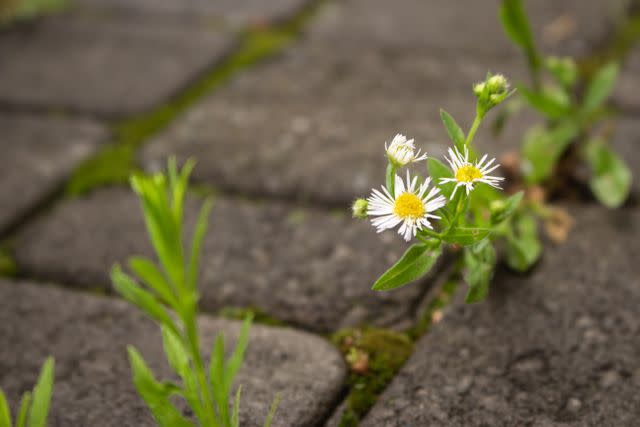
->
[352, 198, 369, 219]
[473, 82, 486, 97]
[486, 74, 509, 95]
[474, 73, 512, 117]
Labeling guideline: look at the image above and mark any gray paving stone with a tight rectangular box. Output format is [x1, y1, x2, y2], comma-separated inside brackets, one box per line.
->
[309, 0, 626, 57]
[614, 48, 640, 114]
[362, 206, 640, 427]
[141, 43, 527, 205]
[0, 13, 235, 116]
[0, 279, 346, 426]
[0, 113, 106, 235]
[14, 187, 434, 332]
[77, 0, 312, 28]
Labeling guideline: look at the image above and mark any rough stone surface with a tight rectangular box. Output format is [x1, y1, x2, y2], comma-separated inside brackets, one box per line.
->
[614, 48, 640, 114]
[141, 43, 527, 205]
[78, 0, 312, 28]
[0, 279, 346, 427]
[310, 0, 627, 57]
[0, 113, 106, 235]
[0, 13, 235, 116]
[362, 206, 640, 427]
[14, 187, 434, 332]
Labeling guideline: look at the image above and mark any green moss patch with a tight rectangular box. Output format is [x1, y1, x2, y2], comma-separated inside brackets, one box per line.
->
[0, 246, 18, 278]
[331, 327, 414, 427]
[218, 306, 287, 327]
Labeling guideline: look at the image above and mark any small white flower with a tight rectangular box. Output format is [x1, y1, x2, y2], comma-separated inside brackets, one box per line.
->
[385, 134, 428, 167]
[367, 171, 446, 241]
[440, 147, 504, 199]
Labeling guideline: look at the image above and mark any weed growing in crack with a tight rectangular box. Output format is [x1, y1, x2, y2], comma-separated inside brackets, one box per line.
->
[499, 0, 632, 208]
[111, 158, 278, 427]
[353, 73, 539, 302]
[0, 357, 55, 427]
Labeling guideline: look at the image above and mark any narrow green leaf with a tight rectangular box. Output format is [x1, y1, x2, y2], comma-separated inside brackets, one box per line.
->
[490, 191, 524, 225]
[127, 347, 194, 427]
[584, 138, 631, 208]
[263, 393, 280, 427]
[518, 85, 571, 119]
[27, 357, 54, 427]
[443, 228, 491, 246]
[188, 198, 214, 291]
[427, 158, 454, 199]
[499, 0, 541, 72]
[506, 214, 541, 272]
[111, 266, 178, 335]
[129, 257, 178, 307]
[210, 335, 229, 425]
[522, 122, 578, 183]
[15, 393, 31, 427]
[232, 386, 242, 427]
[0, 389, 12, 427]
[224, 315, 252, 395]
[463, 240, 497, 303]
[440, 109, 466, 152]
[583, 62, 619, 112]
[372, 243, 442, 291]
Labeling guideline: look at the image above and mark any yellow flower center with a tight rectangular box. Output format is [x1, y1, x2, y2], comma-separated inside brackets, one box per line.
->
[394, 192, 425, 219]
[455, 164, 483, 183]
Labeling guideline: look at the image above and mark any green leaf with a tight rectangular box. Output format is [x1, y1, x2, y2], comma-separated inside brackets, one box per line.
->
[464, 240, 497, 303]
[427, 158, 454, 199]
[127, 347, 194, 427]
[583, 62, 619, 112]
[224, 315, 252, 395]
[584, 138, 631, 208]
[263, 393, 281, 427]
[111, 266, 178, 335]
[210, 334, 229, 424]
[506, 214, 541, 272]
[0, 389, 11, 427]
[372, 243, 442, 291]
[129, 257, 178, 307]
[232, 385, 242, 427]
[27, 357, 54, 427]
[499, 0, 541, 71]
[188, 198, 214, 292]
[490, 191, 524, 225]
[518, 85, 571, 119]
[16, 393, 31, 427]
[440, 109, 466, 153]
[443, 227, 491, 246]
[522, 122, 578, 183]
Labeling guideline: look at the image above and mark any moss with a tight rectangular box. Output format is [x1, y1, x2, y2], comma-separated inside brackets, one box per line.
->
[218, 306, 287, 327]
[331, 327, 414, 426]
[1, 0, 69, 25]
[408, 278, 459, 340]
[65, 0, 324, 197]
[0, 246, 18, 278]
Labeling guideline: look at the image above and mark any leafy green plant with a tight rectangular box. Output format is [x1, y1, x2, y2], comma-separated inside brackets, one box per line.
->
[353, 73, 539, 303]
[499, 0, 631, 208]
[111, 159, 278, 427]
[0, 357, 55, 427]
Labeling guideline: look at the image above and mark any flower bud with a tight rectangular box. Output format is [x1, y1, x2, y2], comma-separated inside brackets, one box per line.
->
[487, 74, 509, 95]
[352, 198, 369, 219]
[473, 73, 512, 117]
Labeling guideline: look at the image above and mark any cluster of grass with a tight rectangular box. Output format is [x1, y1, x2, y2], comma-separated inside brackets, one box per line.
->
[218, 306, 287, 328]
[65, 3, 322, 197]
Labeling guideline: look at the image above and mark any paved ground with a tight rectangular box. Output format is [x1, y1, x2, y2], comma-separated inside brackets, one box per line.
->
[0, 0, 638, 426]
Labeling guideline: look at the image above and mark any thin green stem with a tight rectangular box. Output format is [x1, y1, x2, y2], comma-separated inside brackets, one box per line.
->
[418, 228, 442, 240]
[386, 163, 397, 197]
[185, 319, 219, 427]
[464, 114, 482, 150]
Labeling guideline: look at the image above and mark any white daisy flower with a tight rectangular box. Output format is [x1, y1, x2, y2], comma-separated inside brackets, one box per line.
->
[385, 134, 428, 167]
[367, 171, 446, 241]
[440, 147, 504, 199]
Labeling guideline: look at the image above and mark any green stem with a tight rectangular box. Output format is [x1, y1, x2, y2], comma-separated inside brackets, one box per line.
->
[418, 228, 442, 240]
[464, 114, 482, 150]
[386, 163, 397, 197]
[186, 319, 220, 427]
